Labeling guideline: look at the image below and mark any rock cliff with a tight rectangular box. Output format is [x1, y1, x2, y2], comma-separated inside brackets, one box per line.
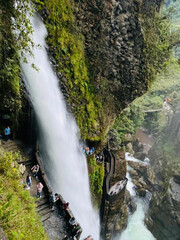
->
[146, 103, 180, 240]
[75, 0, 147, 113]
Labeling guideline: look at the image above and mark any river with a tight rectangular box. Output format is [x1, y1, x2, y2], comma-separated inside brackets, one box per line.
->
[119, 153, 156, 240]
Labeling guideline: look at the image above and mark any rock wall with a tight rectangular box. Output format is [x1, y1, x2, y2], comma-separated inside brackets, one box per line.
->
[100, 148, 127, 239]
[75, 0, 147, 113]
[146, 103, 180, 240]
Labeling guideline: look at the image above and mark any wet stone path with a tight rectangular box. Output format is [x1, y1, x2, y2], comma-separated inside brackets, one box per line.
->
[0, 140, 69, 240]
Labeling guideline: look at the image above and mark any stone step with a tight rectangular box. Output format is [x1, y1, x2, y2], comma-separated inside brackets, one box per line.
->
[3, 146, 19, 152]
[41, 212, 52, 222]
[37, 204, 49, 213]
[38, 207, 52, 217]
[35, 196, 46, 204]
[2, 140, 16, 147]
[36, 200, 49, 210]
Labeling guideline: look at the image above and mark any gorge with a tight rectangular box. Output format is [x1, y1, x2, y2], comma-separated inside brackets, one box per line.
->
[0, 0, 180, 240]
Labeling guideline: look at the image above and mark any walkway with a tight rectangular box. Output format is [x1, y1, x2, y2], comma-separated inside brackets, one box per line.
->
[104, 149, 127, 202]
[0, 140, 69, 240]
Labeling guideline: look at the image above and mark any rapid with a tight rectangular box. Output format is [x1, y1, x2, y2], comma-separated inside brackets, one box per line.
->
[20, 13, 100, 240]
[119, 153, 156, 240]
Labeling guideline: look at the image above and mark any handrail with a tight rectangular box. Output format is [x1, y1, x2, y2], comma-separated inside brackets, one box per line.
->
[35, 151, 82, 239]
[104, 149, 128, 202]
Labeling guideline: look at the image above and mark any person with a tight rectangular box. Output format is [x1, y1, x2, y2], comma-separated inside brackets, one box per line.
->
[61, 202, 69, 216]
[31, 164, 39, 178]
[4, 126, 11, 141]
[92, 147, 95, 152]
[99, 155, 103, 162]
[19, 163, 26, 176]
[26, 175, 32, 189]
[37, 182, 43, 198]
[49, 194, 56, 210]
[71, 224, 81, 239]
[85, 147, 89, 155]
[69, 217, 76, 226]
[89, 149, 93, 154]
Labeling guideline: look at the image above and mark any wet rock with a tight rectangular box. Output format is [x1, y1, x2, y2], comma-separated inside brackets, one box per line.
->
[128, 160, 155, 190]
[126, 142, 134, 155]
[136, 188, 146, 197]
[146, 176, 180, 240]
[135, 152, 147, 161]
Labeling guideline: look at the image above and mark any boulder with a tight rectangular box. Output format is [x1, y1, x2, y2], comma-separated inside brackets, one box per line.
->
[136, 188, 146, 197]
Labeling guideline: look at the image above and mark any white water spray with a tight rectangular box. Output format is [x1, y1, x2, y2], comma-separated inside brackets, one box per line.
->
[21, 14, 99, 239]
[120, 154, 156, 240]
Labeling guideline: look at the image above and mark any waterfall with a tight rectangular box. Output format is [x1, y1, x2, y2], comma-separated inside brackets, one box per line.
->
[20, 14, 99, 240]
[119, 154, 156, 240]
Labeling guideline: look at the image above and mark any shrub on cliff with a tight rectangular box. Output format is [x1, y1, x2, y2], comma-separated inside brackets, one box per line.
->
[0, 151, 48, 240]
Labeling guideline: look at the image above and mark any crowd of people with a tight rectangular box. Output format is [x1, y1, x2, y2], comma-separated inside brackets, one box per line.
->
[5, 130, 93, 239]
[83, 147, 95, 155]
[49, 193, 82, 240]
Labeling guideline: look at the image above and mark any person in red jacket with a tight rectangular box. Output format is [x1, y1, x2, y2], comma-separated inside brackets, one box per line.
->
[61, 202, 69, 216]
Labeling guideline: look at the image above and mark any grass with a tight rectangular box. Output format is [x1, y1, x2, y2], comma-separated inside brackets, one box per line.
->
[0, 151, 49, 240]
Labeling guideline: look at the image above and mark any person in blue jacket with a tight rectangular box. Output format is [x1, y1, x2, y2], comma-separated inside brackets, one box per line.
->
[4, 126, 11, 141]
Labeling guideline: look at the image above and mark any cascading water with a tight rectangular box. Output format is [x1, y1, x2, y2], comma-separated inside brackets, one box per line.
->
[119, 153, 156, 240]
[20, 14, 99, 239]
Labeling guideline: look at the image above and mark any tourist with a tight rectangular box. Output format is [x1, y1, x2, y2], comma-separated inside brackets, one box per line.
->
[19, 163, 26, 176]
[37, 182, 43, 198]
[49, 194, 56, 210]
[85, 147, 89, 155]
[4, 126, 11, 141]
[26, 175, 32, 190]
[69, 217, 76, 226]
[71, 224, 81, 239]
[31, 164, 39, 178]
[61, 202, 69, 216]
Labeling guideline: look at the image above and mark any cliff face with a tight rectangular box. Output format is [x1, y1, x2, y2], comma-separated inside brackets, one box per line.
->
[100, 148, 127, 239]
[75, 0, 147, 113]
[146, 103, 180, 240]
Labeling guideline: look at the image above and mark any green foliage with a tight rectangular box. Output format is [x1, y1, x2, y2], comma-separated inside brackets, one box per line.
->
[141, 8, 172, 85]
[88, 156, 104, 203]
[38, 0, 104, 140]
[0, 0, 34, 131]
[113, 103, 145, 142]
[0, 151, 48, 240]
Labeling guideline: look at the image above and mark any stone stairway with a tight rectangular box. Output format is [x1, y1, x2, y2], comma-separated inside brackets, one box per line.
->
[36, 197, 53, 222]
[1, 140, 19, 153]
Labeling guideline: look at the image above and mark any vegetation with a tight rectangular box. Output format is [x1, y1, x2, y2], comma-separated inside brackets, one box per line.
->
[0, 0, 33, 132]
[33, 0, 104, 141]
[113, 102, 145, 142]
[88, 156, 104, 204]
[0, 151, 48, 240]
[113, 57, 180, 140]
[141, 8, 172, 86]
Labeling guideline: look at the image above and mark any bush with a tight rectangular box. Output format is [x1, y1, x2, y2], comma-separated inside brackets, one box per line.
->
[0, 152, 48, 240]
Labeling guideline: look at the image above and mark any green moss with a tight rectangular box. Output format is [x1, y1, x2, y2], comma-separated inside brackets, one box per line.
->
[36, 0, 104, 141]
[88, 156, 104, 204]
[0, 0, 34, 132]
[0, 151, 48, 240]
